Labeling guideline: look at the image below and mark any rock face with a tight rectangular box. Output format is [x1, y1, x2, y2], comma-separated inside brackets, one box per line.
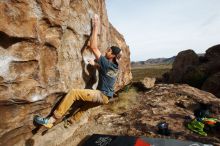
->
[28, 84, 220, 146]
[0, 0, 132, 145]
[166, 45, 220, 98]
[202, 72, 220, 98]
[169, 49, 199, 83]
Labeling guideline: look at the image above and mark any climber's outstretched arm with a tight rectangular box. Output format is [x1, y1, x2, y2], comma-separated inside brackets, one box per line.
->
[89, 14, 101, 59]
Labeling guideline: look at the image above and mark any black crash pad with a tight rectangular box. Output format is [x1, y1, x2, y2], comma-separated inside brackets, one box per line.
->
[82, 134, 212, 146]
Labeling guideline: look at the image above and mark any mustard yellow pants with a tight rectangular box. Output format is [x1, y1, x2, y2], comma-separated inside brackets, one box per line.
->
[53, 89, 109, 119]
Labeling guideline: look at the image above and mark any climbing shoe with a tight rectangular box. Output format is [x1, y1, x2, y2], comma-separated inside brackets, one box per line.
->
[34, 115, 53, 129]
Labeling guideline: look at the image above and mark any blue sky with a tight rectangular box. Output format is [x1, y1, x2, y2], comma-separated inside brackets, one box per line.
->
[106, 0, 220, 61]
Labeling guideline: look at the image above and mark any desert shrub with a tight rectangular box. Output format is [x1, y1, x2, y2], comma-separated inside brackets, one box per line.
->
[108, 87, 138, 113]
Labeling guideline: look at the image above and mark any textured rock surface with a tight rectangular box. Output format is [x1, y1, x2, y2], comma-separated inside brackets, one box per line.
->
[169, 49, 199, 83]
[0, 0, 132, 145]
[27, 84, 220, 146]
[202, 72, 220, 98]
[141, 77, 156, 89]
[167, 45, 220, 98]
[205, 45, 220, 61]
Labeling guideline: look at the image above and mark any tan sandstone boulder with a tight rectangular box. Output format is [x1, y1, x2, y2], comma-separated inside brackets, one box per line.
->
[0, 0, 132, 145]
[141, 77, 156, 89]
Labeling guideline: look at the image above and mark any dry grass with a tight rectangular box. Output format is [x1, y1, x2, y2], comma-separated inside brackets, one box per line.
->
[131, 64, 172, 82]
[108, 87, 138, 113]
[132, 63, 172, 69]
[108, 64, 172, 113]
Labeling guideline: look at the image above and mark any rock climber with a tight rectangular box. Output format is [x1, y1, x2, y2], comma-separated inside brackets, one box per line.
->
[34, 14, 122, 128]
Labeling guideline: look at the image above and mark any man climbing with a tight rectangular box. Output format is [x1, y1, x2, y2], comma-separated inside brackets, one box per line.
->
[34, 14, 122, 128]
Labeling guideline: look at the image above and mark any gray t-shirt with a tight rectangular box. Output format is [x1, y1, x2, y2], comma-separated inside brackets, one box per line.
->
[97, 56, 119, 97]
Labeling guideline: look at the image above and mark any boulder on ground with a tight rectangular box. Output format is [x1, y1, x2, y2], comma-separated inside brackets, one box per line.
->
[141, 77, 156, 89]
[165, 45, 220, 98]
[169, 49, 199, 83]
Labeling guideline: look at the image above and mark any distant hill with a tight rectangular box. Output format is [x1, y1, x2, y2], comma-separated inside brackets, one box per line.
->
[131, 56, 175, 67]
[145, 56, 176, 64]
